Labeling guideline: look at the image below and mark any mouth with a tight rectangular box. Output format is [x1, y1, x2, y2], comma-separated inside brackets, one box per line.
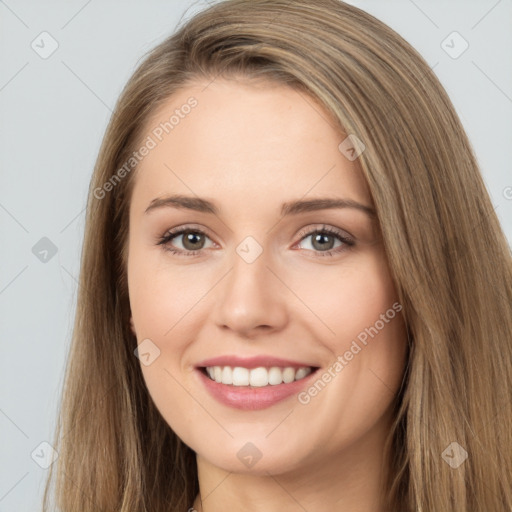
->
[199, 365, 320, 387]
[195, 364, 321, 410]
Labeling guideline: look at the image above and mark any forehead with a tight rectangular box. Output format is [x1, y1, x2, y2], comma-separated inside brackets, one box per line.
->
[130, 78, 372, 213]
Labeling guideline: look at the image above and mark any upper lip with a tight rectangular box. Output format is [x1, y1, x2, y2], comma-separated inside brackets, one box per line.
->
[195, 355, 319, 370]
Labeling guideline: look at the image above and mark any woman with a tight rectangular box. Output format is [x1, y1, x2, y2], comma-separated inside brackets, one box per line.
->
[42, 0, 512, 511]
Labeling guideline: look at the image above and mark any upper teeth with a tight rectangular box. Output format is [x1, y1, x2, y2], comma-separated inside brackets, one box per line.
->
[206, 366, 313, 387]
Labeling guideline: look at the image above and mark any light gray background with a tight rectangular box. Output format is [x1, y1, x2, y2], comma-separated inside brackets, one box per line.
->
[1, 1, 511, 510]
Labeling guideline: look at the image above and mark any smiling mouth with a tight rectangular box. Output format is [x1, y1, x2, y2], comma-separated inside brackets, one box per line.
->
[200, 365, 320, 387]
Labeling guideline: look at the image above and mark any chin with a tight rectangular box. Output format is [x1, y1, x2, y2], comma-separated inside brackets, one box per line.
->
[194, 439, 312, 477]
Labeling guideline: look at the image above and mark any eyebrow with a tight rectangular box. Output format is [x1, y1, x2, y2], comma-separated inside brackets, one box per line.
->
[144, 194, 376, 219]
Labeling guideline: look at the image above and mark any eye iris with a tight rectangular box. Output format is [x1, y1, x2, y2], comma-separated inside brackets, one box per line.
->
[174, 230, 340, 252]
[182, 231, 204, 250]
[312, 233, 334, 251]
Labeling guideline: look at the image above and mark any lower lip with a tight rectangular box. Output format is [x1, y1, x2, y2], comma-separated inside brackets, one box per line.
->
[195, 368, 318, 410]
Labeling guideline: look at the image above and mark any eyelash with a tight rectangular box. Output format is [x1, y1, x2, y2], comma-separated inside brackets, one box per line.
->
[156, 224, 355, 258]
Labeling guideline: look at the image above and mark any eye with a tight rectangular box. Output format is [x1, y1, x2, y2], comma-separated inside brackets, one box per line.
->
[157, 226, 214, 256]
[295, 225, 355, 257]
[157, 224, 355, 258]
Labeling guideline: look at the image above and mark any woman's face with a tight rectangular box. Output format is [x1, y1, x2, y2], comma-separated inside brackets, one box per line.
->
[127, 78, 408, 476]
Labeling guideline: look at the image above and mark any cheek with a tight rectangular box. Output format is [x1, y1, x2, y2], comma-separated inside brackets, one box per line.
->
[324, 252, 406, 404]
[286, 248, 401, 346]
[127, 248, 205, 426]
[127, 241, 207, 342]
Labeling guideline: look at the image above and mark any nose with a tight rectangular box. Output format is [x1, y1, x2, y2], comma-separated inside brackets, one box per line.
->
[212, 248, 289, 339]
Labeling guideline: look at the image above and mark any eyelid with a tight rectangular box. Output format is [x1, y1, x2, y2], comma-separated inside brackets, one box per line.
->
[295, 224, 354, 245]
[156, 223, 217, 249]
[159, 223, 353, 242]
[157, 223, 355, 257]
[158, 223, 216, 241]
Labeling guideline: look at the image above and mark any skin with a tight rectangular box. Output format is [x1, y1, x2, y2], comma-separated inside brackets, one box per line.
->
[127, 77, 408, 512]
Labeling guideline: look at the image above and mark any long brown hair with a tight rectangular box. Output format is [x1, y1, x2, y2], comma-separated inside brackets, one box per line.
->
[42, 1, 512, 510]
